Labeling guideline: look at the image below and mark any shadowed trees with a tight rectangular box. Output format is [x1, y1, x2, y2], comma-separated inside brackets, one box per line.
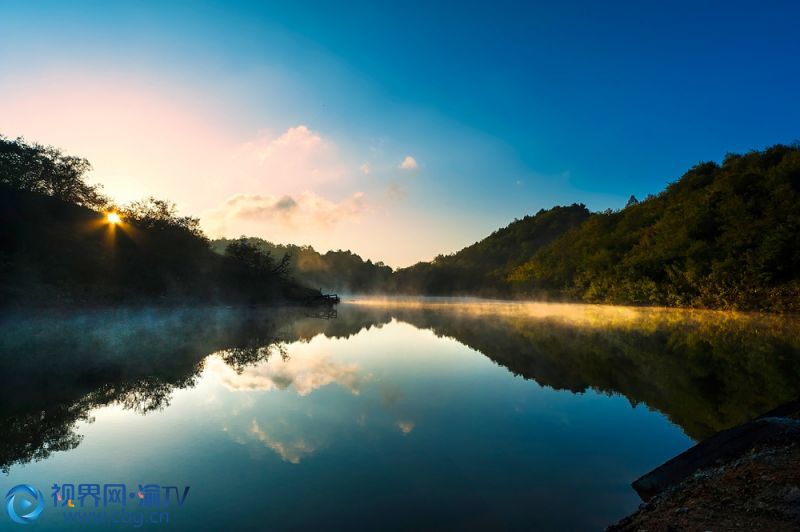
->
[209, 205, 590, 296]
[0, 136, 108, 209]
[121, 197, 205, 239]
[211, 144, 800, 311]
[220, 238, 294, 302]
[211, 238, 395, 293]
[0, 137, 320, 307]
[5, 134, 799, 311]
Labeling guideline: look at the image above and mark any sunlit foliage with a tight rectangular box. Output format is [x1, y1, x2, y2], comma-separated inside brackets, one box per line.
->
[509, 145, 800, 311]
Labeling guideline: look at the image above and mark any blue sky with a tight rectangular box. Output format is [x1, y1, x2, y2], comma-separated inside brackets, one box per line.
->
[2, 1, 799, 266]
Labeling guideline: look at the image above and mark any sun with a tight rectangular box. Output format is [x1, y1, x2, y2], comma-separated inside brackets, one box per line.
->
[106, 212, 121, 224]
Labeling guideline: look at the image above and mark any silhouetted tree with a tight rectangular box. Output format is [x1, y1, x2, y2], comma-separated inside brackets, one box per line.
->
[0, 136, 108, 209]
[121, 197, 205, 239]
[0, 138, 321, 306]
[225, 238, 276, 273]
[211, 238, 395, 293]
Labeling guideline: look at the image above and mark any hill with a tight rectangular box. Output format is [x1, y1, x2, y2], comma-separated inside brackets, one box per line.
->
[7, 134, 798, 311]
[0, 137, 320, 307]
[210, 238, 394, 293]
[210, 204, 590, 297]
[386, 144, 800, 311]
[508, 145, 800, 311]
[210, 142, 800, 312]
[393, 204, 591, 296]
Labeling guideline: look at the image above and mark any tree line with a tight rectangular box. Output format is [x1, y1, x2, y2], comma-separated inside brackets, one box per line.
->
[4, 135, 798, 311]
[1, 136, 319, 307]
[506, 145, 800, 311]
[212, 145, 800, 312]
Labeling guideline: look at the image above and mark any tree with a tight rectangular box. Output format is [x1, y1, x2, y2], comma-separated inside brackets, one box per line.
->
[121, 197, 205, 240]
[224, 238, 291, 278]
[0, 136, 108, 209]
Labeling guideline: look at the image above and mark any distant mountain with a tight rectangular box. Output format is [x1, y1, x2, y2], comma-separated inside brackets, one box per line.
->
[211, 204, 590, 297]
[266, 144, 798, 312]
[211, 238, 394, 294]
[393, 204, 591, 296]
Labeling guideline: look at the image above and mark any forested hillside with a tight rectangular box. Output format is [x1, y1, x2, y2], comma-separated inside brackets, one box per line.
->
[211, 205, 589, 297]
[210, 145, 800, 311]
[7, 134, 797, 311]
[393, 204, 591, 296]
[508, 145, 800, 311]
[211, 238, 394, 293]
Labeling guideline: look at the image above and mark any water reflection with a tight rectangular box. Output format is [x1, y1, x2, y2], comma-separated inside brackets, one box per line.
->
[2, 299, 799, 475]
[0, 306, 325, 473]
[206, 350, 366, 396]
[347, 299, 800, 439]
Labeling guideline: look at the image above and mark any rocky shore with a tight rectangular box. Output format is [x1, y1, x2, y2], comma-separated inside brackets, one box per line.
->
[610, 400, 800, 531]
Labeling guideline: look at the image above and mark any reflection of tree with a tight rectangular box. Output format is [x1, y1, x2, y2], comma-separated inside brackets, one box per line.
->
[365, 303, 800, 440]
[0, 307, 320, 473]
[111, 375, 201, 414]
[220, 343, 288, 375]
[0, 402, 87, 475]
[4, 301, 798, 473]
[228, 300, 800, 442]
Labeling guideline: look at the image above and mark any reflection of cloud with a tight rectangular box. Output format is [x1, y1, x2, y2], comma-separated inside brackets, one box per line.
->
[205, 352, 366, 396]
[399, 155, 417, 170]
[397, 421, 415, 435]
[381, 383, 404, 406]
[250, 420, 315, 464]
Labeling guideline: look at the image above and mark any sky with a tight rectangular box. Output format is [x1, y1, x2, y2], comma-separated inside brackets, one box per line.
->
[2, 1, 799, 267]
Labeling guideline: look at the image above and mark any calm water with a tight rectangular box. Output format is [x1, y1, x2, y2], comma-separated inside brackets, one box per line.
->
[2, 299, 800, 530]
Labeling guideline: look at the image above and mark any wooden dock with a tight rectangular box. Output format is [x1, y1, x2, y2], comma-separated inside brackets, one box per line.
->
[307, 293, 340, 305]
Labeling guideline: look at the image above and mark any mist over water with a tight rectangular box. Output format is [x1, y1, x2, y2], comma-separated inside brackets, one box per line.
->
[2, 300, 799, 529]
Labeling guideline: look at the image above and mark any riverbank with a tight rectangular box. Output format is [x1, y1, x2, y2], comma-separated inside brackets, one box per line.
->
[610, 401, 800, 531]
[610, 443, 800, 531]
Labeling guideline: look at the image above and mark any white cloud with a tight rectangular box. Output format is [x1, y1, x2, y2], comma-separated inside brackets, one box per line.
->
[360, 162, 371, 175]
[399, 155, 418, 170]
[204, 190, 367, 236]
[202, 125, 371, 239]
[239, 125, 347, 189]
